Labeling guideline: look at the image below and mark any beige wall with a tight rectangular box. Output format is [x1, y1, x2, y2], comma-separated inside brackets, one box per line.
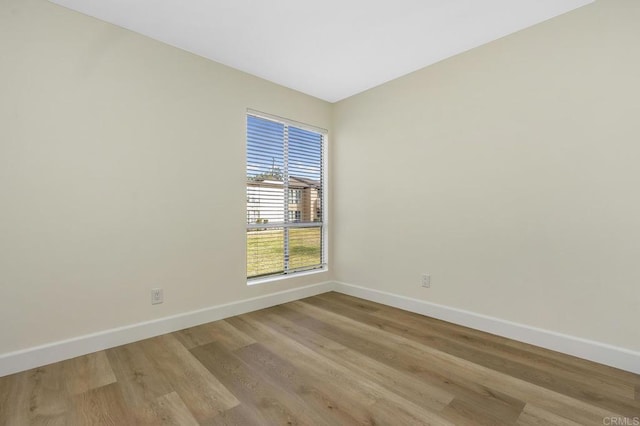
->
[0, 0, 332, 354]
[333, 0, 640, 352]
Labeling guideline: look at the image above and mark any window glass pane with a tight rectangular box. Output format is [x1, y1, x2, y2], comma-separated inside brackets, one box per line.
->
[288, 127, 322, 181]
[247, 228, 284, 278]
[288, 227, 322, 270]
[247, 115, 284, 182]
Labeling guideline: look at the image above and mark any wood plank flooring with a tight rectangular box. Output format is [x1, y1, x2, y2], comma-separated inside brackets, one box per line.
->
[1, 292, 639, 425]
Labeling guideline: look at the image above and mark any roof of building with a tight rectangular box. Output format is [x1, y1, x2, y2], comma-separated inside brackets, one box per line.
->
[248, 176, 320, 189]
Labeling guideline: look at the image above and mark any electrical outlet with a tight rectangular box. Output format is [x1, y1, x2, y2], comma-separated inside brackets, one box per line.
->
[421, 274, 431, 288]
[151, 288, 163, 305]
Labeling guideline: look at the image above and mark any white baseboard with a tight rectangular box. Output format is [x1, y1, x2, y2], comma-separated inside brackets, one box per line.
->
[0, 281, 335, 378]
[4, 280, 638, 377]
[334, 281, 640, 375]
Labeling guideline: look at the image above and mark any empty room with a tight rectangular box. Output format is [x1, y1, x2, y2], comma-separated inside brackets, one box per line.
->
[1, 0, 639, 424]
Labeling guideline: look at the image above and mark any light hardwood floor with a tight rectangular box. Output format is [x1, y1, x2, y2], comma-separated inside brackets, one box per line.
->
[1, 292, 639, 425]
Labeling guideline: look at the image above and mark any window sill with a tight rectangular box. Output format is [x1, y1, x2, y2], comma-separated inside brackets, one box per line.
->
[247, 267, 327, 286]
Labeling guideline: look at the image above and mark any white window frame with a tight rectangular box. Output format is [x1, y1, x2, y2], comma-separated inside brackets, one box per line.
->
[246, 109, 328, 284]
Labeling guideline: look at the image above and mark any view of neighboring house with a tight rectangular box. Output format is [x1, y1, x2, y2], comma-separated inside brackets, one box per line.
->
[247, 176, 321, 224]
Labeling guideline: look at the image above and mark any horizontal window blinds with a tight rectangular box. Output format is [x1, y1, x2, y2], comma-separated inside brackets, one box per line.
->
[246, 113, 326, 279]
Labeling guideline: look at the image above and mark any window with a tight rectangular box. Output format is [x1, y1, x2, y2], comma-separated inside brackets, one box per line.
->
[288, 189, 301, 204]
[288, 210, 301, 222]
[246, 112, 326, 280]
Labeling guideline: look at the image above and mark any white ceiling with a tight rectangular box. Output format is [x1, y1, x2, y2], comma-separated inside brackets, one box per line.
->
[50, 0, 594, 103]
